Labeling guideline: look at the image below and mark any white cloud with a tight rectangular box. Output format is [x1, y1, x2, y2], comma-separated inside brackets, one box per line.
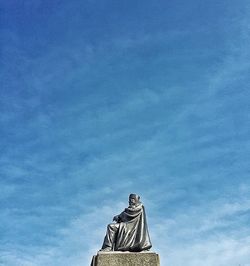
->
[150, 185, 250, 266]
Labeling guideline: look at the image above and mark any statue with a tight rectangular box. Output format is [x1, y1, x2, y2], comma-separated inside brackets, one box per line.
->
[100, 194, 152, 252]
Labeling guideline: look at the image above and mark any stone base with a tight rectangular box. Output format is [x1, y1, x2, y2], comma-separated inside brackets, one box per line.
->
[91, 251, 160, 266]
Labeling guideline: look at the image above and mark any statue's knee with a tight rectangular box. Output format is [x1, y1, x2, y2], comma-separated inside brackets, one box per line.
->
[107, 223, 118, 230]
[107, 223, 113, 230]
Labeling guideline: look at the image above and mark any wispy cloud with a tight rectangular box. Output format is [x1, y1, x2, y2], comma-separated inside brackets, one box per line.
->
[1, 1, 250, 266]
[150, 185, 250, 266]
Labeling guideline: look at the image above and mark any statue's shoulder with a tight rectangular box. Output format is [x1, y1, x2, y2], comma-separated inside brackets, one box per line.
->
[125, 203, 143, 212]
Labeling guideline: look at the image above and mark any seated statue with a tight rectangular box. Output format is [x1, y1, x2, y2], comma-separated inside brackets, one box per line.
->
[100, 194, 152, 252]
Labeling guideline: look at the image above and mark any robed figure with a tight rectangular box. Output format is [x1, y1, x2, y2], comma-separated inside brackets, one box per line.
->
[100, 194, 152, 252]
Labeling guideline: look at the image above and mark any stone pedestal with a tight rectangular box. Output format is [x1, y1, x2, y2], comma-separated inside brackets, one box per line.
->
[91, 251, 160, 266]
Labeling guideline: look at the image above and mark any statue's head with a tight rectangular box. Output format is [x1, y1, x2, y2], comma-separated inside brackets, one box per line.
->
[129, 194, 141, 207]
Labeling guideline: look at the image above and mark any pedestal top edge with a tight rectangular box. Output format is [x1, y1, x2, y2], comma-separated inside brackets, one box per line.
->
[97, 251, 159, 255]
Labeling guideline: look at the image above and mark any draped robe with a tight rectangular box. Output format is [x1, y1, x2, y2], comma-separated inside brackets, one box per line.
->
[113, 204, 152, 251]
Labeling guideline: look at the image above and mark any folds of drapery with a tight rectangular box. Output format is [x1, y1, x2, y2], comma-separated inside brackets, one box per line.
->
[114, 204, 152, 251]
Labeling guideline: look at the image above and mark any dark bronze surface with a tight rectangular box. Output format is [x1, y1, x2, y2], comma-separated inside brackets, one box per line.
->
[100, 194, 152, 252]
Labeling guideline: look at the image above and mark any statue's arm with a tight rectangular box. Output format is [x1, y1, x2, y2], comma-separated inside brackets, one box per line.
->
[113, 212, 123, 222]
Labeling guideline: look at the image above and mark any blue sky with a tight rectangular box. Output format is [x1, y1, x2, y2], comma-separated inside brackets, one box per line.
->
[1, 1, 250, 265]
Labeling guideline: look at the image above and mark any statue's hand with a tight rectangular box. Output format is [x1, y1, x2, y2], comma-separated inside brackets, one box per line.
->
[113, 215, 120, 222]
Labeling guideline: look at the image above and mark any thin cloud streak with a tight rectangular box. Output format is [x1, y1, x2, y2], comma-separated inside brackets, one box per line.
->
[1, 1, 250, 266]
